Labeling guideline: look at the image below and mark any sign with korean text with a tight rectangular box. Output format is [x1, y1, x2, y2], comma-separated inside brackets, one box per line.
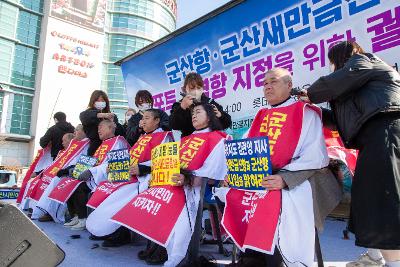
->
[225, 137, 271, 190]
[111, 186, 186, 246]
[107, 149, 131, 183]
[72, 155, 98, 179]
[121, 0, 398, 139]
[150, 142, 180, 187]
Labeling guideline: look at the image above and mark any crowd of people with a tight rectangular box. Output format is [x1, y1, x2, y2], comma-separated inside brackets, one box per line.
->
[17, 41, 400, 267]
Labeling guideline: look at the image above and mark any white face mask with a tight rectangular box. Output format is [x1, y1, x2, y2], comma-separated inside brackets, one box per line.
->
[126, 115, 132, 121]
[138, 103, 152, 111]
[188, 89, 203, 101]
[94, 101, 106, 110]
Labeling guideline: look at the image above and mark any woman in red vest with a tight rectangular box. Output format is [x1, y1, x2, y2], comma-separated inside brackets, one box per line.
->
[163, 103, 229, 267]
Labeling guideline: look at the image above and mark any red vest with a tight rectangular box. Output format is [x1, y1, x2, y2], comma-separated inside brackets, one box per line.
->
[180, 131, 226, 171]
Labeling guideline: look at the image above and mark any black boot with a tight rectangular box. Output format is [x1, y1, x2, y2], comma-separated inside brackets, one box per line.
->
[101, 227, 131, 247]
[145, 245, 168, 265]
[138, 241, 157, 260]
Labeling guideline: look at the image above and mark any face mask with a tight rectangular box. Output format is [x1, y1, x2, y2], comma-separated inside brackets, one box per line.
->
[94, 101, 106, 110]
[138, 103, 152, 111]
[126, 115, 132, 121]
[188, 89, 203, 101]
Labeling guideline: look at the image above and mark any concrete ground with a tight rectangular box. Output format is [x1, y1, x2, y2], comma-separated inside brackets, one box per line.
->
[32, 217, 365, 266]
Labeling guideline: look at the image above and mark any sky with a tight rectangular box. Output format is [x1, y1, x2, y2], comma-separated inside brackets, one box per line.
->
[175, 0, 231, 28]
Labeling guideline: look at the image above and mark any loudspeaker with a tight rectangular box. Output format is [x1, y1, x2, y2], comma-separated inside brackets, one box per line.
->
[0, 202, 65, 267]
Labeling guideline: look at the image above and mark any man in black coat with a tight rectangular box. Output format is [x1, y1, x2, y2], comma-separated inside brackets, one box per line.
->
[169, 72, 232, 137]
[39, 112, 75, 159]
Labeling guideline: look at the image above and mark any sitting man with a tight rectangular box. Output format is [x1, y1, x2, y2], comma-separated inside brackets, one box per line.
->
[66, 119, 129, 230]
[223, 68, 341, 267]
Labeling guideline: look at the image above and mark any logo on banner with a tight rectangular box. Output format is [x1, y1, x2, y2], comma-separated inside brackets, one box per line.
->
[150, 142, 180, 187]
[107, 149, 131, 183]
[225, 137, 271, 190]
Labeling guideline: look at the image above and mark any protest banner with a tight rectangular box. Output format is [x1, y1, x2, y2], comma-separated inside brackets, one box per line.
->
[111, 186, 186, 246]
[107, 149, 131, 183]
[150, 142, 180, 187]
[225, 137, 271, 190]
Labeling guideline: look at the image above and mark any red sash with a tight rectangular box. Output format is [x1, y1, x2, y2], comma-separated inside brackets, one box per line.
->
[17, 147, 49, 204]
[112, 130, 226, 246]
[86, 133, 169, 209]
[223, 101, 319, 253]
[48, 136, 125, 204]
[28, 139, 90, 201]
[180, 131, 227, 171]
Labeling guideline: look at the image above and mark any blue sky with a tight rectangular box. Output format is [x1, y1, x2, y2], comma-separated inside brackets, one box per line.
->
[176, 0, 231, 28]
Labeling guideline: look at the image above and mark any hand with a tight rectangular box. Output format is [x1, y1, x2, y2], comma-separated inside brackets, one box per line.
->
[171, 173, 185, 186]
[105, 113, 115, 120]
[261, 175, 286, 190]
[78, 170, 92, 181]
[212, 105, 222, 118]
[180, 95, 194, 110]
[299, 90, 311, 103]
[129, 164, 139, 176]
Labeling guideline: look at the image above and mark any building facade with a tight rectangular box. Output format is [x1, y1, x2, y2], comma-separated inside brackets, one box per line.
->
[0, 0, 176, 167]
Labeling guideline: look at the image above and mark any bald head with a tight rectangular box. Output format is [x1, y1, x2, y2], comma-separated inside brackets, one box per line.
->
[62, 133, 74, 149]
[74, 124, 86, 141]
[98, 119, 116, 141]
[263, 68, 293, 106]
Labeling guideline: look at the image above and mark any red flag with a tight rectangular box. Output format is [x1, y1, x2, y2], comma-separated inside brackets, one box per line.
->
[47, 178, 83, 204]
[111, 186, 186, 246]
[222, 189, 281, 254]
[86, 181, 133, 209]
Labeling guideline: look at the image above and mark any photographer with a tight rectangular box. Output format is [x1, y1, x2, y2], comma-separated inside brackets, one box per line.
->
[169, 72, 232, 137]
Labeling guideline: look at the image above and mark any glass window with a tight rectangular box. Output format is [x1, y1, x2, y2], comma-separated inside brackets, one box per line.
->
[11, 45, 38, 88]
[0, 2, 18, 39]
[10, 93, 32, 135]
[20, 0, 44, 13]
[0, 39, 14, 83]
[17, 11, 42, 46]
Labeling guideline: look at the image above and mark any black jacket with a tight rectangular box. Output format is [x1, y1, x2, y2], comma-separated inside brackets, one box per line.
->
[169, 94, 232, 137]
[126, 110, 170, 146]
[39, 121, 74, 158]
[308, 53, 400, 148]
[79, 108, 125, 155]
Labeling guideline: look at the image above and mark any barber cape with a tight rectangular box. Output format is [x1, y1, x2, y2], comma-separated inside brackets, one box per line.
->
[17, 146, 52, 205]
[25, 139, 90, 203]
[221, 98, 328, 267]
[86, 131, 174, 238]
[112, 128, 228, 267]
[48, 136, 128, 208]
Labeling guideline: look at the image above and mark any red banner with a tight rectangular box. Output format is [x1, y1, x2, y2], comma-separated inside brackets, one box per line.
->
[47, 178, 83, 204]
[111, 186, 185, 246]
[324, 128, 358, 174]
[28, 139, 90, 201]
[221, 189, 281, 254]
[86, 181, 132, 209]
[25, 177, 41, 201]
[17, 148, 49, 203]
